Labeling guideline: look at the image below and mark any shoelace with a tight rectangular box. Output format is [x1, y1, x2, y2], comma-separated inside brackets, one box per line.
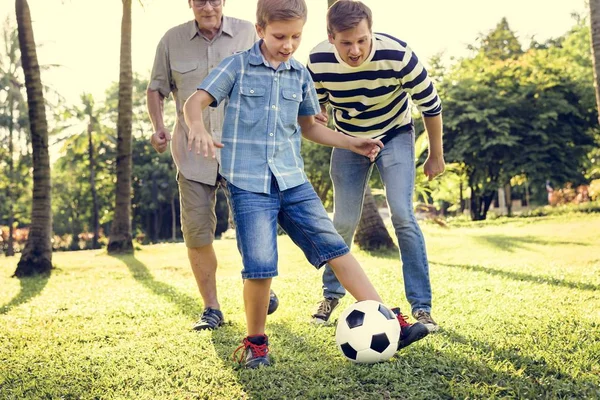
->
[414, 310, 432, 323]
[232, 338, 269, 363]
[396, 313, 412, 329]
[316, 300, 332, 315]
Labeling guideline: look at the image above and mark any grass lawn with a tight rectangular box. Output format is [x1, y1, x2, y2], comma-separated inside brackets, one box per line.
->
[1, 213, 599, 399]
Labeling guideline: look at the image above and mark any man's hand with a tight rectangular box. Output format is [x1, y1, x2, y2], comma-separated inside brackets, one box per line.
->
[150, 127, 172, 153]
[348, 137, 384, 162]
[423, 154, 445, 181]
[315, 111, 328, 126]
[187, 123, 223, 158]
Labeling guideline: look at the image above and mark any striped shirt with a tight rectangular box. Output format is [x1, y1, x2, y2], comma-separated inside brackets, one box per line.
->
[199, 41, 321, 194]
[307, 33, 442, 140]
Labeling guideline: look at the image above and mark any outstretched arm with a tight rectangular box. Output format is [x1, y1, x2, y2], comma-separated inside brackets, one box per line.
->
[298, 115, 383, 162]
[183, 90, 223, 158]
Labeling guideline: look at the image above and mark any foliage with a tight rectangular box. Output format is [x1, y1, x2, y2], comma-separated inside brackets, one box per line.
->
[439, 17, 597, 220]
[2, 214, 600, 398]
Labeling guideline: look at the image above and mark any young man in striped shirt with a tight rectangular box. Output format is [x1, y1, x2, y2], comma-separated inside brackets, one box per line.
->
[307, 0, 445, 332]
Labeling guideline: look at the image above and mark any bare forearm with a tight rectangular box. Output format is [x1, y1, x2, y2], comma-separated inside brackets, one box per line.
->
[147, 89, 165, 131]
[301, 121, 351, 149]
[183, 90, 212, 129]
[423, 114, 443, 157]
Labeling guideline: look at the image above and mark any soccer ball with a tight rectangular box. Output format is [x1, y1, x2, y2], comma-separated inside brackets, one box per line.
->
[335, 300, 400, 364]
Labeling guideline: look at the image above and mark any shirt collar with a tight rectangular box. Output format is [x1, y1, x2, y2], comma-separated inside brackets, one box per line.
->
[248, 40, 302, 70]
[189, 16, 232, 41]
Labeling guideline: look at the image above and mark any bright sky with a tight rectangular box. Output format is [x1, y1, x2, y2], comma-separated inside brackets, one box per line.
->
[0, 0, 589, 106]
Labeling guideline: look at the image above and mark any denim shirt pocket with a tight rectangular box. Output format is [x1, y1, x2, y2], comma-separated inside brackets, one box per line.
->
[280, 89, 302, 128]
[239, 86, 267, 122]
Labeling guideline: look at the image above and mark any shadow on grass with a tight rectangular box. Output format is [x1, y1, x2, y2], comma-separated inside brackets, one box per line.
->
[439, 327, 599, 398]
[474, 234, 590, 253]
[1, 273, 50, 315]
[109, 254, 200, 319]
[431, 261, 599, 292]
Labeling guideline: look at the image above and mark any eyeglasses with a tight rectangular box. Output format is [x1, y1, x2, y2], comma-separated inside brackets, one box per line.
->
[192, 0, 222, 7]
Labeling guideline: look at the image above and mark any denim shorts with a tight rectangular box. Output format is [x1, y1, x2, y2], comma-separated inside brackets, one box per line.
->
[227, 179, 349, 280]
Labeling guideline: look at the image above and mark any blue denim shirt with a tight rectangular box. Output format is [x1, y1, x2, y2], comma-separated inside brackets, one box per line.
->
[198, 40, 321, 194]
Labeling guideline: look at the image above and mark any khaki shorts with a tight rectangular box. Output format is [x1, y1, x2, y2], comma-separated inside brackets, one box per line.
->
[177, 172, 219, 248]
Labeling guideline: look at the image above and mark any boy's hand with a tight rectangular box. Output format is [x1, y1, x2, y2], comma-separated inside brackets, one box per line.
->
[315, 111, 328, 126]
[188, 124, 224, 158]
[150, 127, 171, 153]
[423, 154, 445, 180]
[348, 137, 384, 162]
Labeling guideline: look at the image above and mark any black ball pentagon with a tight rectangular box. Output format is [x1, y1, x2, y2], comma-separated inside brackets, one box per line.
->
[340, 342, 358, 360]
[370, 333, 391, 353]
[346, 310, 365, 329]
[378, 304, 395, 320]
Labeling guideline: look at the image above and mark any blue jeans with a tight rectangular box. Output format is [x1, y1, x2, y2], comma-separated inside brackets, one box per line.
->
[322, 130, 432, 313]
[227, 180, 349, 280]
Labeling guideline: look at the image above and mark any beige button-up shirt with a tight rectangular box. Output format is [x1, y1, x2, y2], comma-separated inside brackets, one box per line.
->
[149, 17, 257, 185]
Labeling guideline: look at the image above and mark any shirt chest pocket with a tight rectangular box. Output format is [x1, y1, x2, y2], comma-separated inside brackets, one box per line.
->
[171, 61, 200, 91]
[280, 89, 302, 127]
[239, 86, 267, 123]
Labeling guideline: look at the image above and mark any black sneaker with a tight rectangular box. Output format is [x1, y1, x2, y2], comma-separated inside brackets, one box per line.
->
[413, 309, 440, 332]
[233, 334, 271, 369]
[268, 289, 279, 315]
[192, 307, 224, 331]
[311, 297, 339, 324]
[391, 307, 429, 350]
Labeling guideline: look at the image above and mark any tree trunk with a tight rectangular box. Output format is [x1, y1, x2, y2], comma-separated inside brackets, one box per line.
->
[87, 118, 100, 249]
[504, 183, 512, 217]
[108, 0, 134, 254]
[13, 0, 53, 276]
[354, 186, 396, 251]
[7, 93, 15, 256]
[590, 0, 600, 124]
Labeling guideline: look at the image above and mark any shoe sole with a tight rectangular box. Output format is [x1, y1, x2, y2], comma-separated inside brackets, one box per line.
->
[310, 317, 329, 325]
[192, 320, 224, 331]
[423, 323, 440, 333]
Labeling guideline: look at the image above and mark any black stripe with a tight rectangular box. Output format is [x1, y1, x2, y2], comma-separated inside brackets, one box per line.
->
[325, 85, 397, 99]
[402, 68, 428, 90]
[372, 49, 405, 62]
[375, 32, 407, 48]
[398, 52, 419, 79]
[339, 93, 408, 121]
[309, 52, 338, 64]
[334, 104, 409, 132]
[411, 84, 434, 101]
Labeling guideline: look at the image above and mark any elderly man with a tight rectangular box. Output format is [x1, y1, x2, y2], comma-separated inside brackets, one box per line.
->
[146, 0, 278, 330]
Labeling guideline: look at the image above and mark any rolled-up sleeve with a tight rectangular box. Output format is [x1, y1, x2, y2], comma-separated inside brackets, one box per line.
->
[148, 39, 172, 98]
[198, 55, 238, 107]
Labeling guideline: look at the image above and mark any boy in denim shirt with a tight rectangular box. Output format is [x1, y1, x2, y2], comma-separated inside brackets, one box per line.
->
[184, 0, 428, 369]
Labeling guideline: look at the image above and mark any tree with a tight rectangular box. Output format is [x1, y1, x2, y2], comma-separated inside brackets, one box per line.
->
[440, 18, 595, 219]
[13, 0, 52, 276]
[108, 0, 134, 254]
[589, 0, 600, 123]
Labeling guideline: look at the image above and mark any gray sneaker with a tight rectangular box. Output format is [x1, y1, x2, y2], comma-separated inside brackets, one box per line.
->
[192, 307, 224, 331]
[311, 297, 339, 324]
[413, 309, 440, 332]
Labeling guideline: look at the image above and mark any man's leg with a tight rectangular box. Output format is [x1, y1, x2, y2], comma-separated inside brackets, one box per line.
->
[312, 151, 372, 323]
[376, 132, 438, 332]
[188, 245, 219, 309]
[178, 173, 224, 330]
